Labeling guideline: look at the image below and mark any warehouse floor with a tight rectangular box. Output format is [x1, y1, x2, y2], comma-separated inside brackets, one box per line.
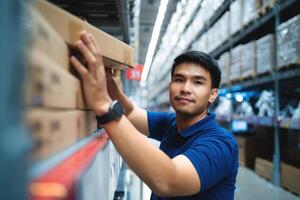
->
[141, 166, 300, 200]
[235, 167, 299, 200]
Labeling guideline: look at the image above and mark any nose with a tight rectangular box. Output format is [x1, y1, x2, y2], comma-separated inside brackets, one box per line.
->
[180, 81, 192, 94]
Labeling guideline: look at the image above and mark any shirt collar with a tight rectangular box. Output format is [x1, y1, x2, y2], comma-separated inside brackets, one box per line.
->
[177, 113, 216, 138]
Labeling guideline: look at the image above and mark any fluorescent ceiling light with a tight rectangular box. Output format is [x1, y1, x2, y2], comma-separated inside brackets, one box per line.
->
[141, 0, 169, 81]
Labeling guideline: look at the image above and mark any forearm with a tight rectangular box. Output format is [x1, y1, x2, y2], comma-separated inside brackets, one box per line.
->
[112, 87, 134, 116]
[103, 116, 176, 195]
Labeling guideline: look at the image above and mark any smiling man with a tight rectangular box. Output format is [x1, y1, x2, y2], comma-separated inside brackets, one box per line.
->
[71, 31, 238, 200]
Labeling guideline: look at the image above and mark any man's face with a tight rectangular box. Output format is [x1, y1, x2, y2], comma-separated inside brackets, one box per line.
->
[169, 62, 218, 117]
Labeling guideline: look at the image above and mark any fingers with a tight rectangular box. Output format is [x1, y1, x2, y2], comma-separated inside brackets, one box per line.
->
[88, 33, 104, 66]
[80, 32, 98, 57]
[75, 40, 97, 74]
[70, 56, 89, 79]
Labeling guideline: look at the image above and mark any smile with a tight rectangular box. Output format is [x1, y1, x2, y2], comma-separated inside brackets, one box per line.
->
[174, 96, 194, 103]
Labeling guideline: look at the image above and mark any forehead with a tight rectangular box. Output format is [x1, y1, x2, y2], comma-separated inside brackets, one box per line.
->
[173, 62, 211, 79]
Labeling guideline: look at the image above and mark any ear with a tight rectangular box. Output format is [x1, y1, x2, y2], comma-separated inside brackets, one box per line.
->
[208, 88, 218, 104]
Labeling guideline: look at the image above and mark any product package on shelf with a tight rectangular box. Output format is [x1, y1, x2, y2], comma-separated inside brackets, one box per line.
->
[25, 50, 85, 109]
[256, 34, 275, 75]
[255, 158, 272, 181]
[26, 109, 97, 158]
[241, 41, 256, 78]
[230, 0, 243, 35]
[255, 90, 275, 117]
[243, 0, 260, 26]
[236, 101, 254, 117]
[230, 45, 243, 82]
[35, 0, 135, 69]
[219, 51, 230, 85]
[192, 34, 207, 52]
[26, 4, 69, 71]
[218, 11, 230, 45]
[215, 96, 233, 117]
[277, 14, 300, 68]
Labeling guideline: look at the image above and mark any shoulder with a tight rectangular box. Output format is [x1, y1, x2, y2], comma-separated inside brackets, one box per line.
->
[147, 111, 176, 125]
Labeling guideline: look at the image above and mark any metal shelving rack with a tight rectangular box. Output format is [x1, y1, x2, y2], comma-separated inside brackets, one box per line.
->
[148, 0, 300, 188]
[210, 0, 300, 187]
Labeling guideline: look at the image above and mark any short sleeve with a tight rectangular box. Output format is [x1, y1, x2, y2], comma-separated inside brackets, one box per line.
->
[183, 135, 238, 192]
[147, 111, 175, 141]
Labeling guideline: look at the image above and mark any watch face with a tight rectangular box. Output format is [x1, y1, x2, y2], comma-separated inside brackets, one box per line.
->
[112, 101, 123, 119]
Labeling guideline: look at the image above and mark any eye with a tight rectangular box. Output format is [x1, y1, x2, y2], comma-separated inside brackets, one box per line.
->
[194, 80, 203, 85]
[173, 78, 183, 82]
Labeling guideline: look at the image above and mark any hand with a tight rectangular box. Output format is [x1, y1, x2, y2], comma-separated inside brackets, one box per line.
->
[105, 69, 121, 100]
[70, 31, 112, 115]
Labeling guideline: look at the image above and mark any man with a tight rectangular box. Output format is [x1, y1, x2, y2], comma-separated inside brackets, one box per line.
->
[70, 31, 238, 199]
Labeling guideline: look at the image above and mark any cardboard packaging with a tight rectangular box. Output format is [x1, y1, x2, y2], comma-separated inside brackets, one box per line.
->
[26, 109, 97, 158]
[277, 14, 300, 68]
[230, 45, 243, 81]
[281, 162, 300, 196]
[230, 0, 243, 35]
[256, 34, 275, 75]
[25, 50, 85, 109]
[243, 0, 259, 26]
[242, 41, 256, 78]
[34, 0, 134, 69]
[219, 51, 230, 85]
[236, 135, 257, 168]
[254, 157, 272, 181]
[26, 4, 69, 71]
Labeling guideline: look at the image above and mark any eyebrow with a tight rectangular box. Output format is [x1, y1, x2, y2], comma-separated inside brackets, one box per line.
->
[173, 73, 207, 81]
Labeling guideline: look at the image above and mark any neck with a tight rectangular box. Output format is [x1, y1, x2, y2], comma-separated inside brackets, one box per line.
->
[176, 110, 208, 131]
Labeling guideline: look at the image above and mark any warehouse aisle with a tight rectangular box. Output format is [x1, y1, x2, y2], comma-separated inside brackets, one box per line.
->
[235, 167, 300, 200]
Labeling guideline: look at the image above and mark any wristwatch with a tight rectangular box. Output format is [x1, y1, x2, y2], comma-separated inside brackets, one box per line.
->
[96, 100, 123, 126]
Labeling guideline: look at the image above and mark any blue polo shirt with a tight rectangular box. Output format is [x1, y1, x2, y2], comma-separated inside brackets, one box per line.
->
[147, 111, 238, 200]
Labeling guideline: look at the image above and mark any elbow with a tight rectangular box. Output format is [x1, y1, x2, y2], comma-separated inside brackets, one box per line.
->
[150, 180, 173, 197]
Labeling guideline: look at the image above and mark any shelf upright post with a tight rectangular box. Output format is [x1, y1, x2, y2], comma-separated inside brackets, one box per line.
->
[0, 0, 32, 199]
[272, 0, 281, 187]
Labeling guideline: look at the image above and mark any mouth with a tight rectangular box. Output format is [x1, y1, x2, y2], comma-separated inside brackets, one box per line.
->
[174, 96, 194, 103]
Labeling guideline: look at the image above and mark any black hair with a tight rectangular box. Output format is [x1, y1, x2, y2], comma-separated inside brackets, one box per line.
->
[171, 51, 221, 89]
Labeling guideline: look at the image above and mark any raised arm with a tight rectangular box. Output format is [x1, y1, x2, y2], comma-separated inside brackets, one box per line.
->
[106, 70, 149, 136]
[70, 31, 201, 196]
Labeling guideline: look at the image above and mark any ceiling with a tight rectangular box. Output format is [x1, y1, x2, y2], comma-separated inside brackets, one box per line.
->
[48, 0, 179, 66]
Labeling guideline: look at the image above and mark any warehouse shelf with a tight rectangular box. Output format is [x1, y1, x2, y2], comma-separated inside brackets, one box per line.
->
[187, 0, 231, 52]
[220, 65, 300, 92]
[216, 114, 300, 130]
[212, 0, 300, 58]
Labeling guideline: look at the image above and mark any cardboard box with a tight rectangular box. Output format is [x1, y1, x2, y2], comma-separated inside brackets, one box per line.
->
[281, 162, 300, 196]
[242, 41, 256, 78]
[277, 14, 300, 68]
[219, 52, 230, 85]
[256, 34, 274, 74]
[254, 157, 273, 180]
[230, 0, 243, 35]
[243, 0, 259, 26]
[25, 50, 85, 109]
[236, 135, 257, 168]
[230, 45, 243, 81]
[35, 0, 134, 69]
[26, 109, 97, 158]
[26, 4, 69, 71]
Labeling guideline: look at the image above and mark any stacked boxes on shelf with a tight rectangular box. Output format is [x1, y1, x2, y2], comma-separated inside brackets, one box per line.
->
[219, 11, 230, 46]
[241, 41, 256, 78]
[230, 0, 243, 35]
[25, 0, 134, 158]
[230, 45, 243, 81]
[277, 14, 300, 68]
[243, 0, 260, 26]
[256, 34, 275, 75]
[219, 52, 230, 85]
[255, 158, 300, 196]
